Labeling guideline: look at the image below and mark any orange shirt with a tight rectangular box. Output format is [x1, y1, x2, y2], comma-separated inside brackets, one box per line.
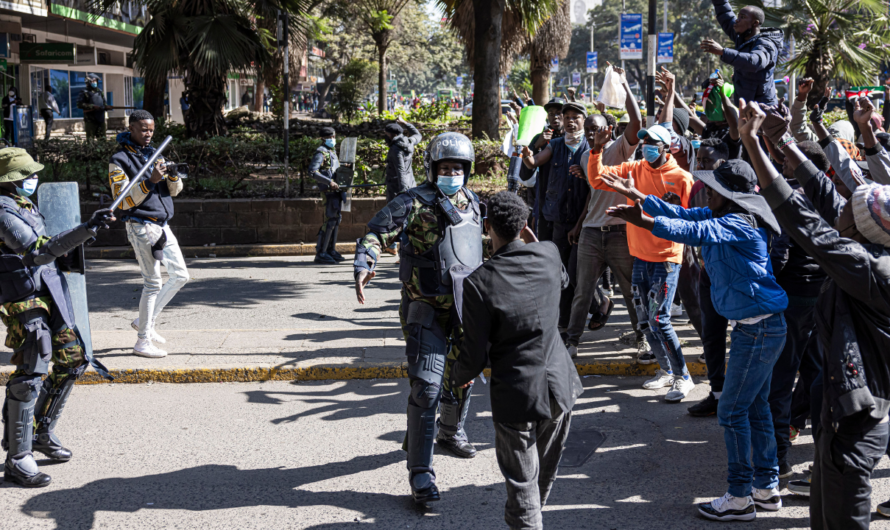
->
[586, 150, 694, 264]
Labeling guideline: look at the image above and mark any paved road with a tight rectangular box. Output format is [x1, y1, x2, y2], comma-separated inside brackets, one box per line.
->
[5, 376, 887, 529]
[0, 256, 703, 375]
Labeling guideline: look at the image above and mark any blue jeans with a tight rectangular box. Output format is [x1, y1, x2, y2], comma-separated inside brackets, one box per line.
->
[631, 259, 687, 375]
[718, 313, 787, 497]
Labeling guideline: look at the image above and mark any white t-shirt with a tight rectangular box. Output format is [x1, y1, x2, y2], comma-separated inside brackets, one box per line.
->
[579, 134, 638, 228]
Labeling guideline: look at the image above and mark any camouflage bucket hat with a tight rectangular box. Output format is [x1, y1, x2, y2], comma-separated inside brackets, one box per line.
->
[0, 148, 43, 183]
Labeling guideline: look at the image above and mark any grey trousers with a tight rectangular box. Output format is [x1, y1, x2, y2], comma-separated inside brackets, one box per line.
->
[566, 227, 640, 346]
[493, 398, 572, 530]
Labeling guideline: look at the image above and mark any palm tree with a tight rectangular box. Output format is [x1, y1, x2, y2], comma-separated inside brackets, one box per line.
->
[89, 0, 308, 137]
[749, 0, 890, 106]
[525, 0, 571, 105]
[436, 0, 561, 140]
[352, 0, 413, 113]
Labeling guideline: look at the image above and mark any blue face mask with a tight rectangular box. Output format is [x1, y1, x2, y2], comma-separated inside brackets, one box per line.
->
[642, 145, 662, 164]
[436, 175, 463, 195]
[16, 178, 38, 197]
[324, 138, 335, 149]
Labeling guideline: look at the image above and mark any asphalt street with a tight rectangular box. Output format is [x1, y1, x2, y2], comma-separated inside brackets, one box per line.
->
[4, 376, 889, 529]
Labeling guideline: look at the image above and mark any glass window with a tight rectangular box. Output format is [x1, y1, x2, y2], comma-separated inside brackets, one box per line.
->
[49, 69, 70, 118]
[132, 77, 144, 109]
[70, 72, 103, 119]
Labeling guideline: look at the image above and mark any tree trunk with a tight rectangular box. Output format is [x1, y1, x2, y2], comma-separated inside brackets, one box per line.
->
[186, 71, 228, 138]
[472, 0, 505, 140]
[142, 75, 165, 121]
[530, 47, 550, 105]
[377, 43, 388, 114]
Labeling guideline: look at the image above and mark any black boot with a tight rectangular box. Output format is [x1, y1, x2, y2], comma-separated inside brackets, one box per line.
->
[314, 224, 336, 265]
[33, 370, 75, 462]
[327, 225, 346, 262]
[3, 394, 51, 488]
[407, 404, 440, 503]
[687, 392, 719, 417]
[436, 390, 477, 459]
[33, 432, 72, 462]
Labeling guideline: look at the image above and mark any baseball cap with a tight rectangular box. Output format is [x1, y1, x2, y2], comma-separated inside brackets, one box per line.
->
[637, 124, 672, 145]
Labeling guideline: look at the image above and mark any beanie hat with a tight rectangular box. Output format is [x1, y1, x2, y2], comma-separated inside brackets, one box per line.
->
[0, 148, 43, 183]
[851, 183, 890, 248]
[384, 123, 403, 136]
[319, 126, 335, 137]
[672, 108, 690, 134]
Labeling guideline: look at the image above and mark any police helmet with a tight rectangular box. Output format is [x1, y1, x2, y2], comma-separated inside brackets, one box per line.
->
[424, 132, 474, 185]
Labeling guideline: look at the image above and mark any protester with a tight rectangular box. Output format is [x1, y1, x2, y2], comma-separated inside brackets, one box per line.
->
[77, 77, 110, 140]
[454, 191, 582, 530]
[525, 97, 565, 239]
[309, 127, 346, 265]
[38, 86, 59, 141]
[520, 102, 589, 333]
[604, 155, 788, 521]
[582, 67, 696, 402]
[381, 117, 422, 255]
[109, 110, 188, 359]
[743, 99, 890, 530]
[563, 62, 650, 361]
[702, 1, 783, 105]
[354, 132, 482, 504]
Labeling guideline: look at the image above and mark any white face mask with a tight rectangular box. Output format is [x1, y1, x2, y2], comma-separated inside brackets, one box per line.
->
[7, 92, 13, 97]
[564, 129, 584, 146]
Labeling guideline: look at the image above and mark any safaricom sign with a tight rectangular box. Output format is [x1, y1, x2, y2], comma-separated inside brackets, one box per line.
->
[19, 43, 75, 64]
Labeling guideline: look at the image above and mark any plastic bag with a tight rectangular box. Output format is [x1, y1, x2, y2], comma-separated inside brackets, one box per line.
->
[597, 66, 627, 109]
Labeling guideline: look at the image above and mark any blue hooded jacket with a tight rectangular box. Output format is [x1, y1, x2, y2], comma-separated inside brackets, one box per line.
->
[644, 196, 788, 320]
[711, 0, 783, 106]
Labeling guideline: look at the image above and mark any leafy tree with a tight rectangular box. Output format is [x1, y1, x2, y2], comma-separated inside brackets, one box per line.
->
[352, 0, 415, 113]
[330, 58, 378, 122]
[525, 0, 571, 104]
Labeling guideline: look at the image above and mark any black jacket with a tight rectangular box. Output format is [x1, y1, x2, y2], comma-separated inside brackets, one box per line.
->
[763, 160, 890, 424]
[453, 240, 583, 423]
[109, 145, 181, 225]
[769, 180, 827, 298]
[384, 122, 422, 192]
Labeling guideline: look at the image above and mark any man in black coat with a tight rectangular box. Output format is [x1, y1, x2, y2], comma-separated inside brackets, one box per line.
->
[452, 191, 583, 530]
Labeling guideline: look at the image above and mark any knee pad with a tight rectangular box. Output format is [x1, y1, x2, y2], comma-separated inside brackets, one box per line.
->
[7, 375, 41, 402]
[16, 309, 52, 375]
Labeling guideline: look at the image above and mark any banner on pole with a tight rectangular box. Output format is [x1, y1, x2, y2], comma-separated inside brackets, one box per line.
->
[550, 57, 559, 73]
[586, 51, 597, 73]
[571, 72, 581, 85]
[620, 14, 643, 60]
[657, 33, 674, 64]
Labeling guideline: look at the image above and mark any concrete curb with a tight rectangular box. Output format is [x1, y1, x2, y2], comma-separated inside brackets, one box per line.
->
[86, 242, 357, 259]
[0, 360, 708, 386]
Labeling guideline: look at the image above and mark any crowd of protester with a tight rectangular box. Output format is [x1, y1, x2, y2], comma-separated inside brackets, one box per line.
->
[493, 1, 890, 526]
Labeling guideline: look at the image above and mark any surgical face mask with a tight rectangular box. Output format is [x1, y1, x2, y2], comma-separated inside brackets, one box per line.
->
[16, 178, 38, 197]
[7, 91, 13, 97]
[324, 138, 335, 149]
[436, 175, 463, 195]
[642, 145, 662, 164]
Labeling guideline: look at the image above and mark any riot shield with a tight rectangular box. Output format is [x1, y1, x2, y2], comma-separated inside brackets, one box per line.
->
[337, 137, 358, 212]
[37, 183, 92, 358]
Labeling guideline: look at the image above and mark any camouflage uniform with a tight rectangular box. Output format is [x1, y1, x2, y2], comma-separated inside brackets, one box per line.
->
[355, 181, 483, 499]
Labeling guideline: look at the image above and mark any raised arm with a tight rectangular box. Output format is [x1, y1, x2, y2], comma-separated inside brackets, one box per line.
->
[710, 0, 739, 40]
[611, 62, 642, 143]
[521, 144, 553, 169]
[656, 67, 675, 126]
[717, 73, 740, 140]
[721, 40, 778, 73]
[853, 96, 890, 185]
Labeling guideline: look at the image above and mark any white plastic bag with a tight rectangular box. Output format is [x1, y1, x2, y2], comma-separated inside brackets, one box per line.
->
[597, 66, 627, 109]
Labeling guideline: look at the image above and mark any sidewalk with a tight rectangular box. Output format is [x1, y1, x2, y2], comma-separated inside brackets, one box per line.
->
[0, 255, 705, 384]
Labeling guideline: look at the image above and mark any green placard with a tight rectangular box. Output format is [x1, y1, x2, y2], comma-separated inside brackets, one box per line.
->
[386, 79, 397, 92]
[0, 59, 7, 71]
[49, 4, 143, 35]
[19, 43, 75, 64]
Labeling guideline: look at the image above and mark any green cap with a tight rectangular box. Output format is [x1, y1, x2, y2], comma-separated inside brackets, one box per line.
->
[0, 148, 43, 183]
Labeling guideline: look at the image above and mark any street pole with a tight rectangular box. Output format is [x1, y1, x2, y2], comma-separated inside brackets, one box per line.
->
[788, 35, 796, 103]
[281, 11, 291, 196]
[621, 0, 626, 72]
[663, 0, 667, 32]
[590, 21, 595, 103]
[647, 0, 656, 126]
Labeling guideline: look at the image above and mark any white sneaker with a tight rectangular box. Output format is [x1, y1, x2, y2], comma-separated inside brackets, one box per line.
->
[567, 344, 578, 359]
[665, 375, 695, 402]
[698, 492, 756, 521]
[132, 318, 166, 344]
[752, 487, 782, 511]
[133, 338, 167, 358]
[671, 303, 683, 317]
[698, 353, 707, 364]
[643, 369, 673, 390]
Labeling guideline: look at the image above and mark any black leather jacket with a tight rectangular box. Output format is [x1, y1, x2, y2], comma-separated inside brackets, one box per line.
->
[764, 160, 890, 425]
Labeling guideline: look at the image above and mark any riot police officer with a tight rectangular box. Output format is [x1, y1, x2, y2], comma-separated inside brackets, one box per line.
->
[0, 148, 114, 487]
[309, 127, 346, 265]
[354, 132, 482, 503]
